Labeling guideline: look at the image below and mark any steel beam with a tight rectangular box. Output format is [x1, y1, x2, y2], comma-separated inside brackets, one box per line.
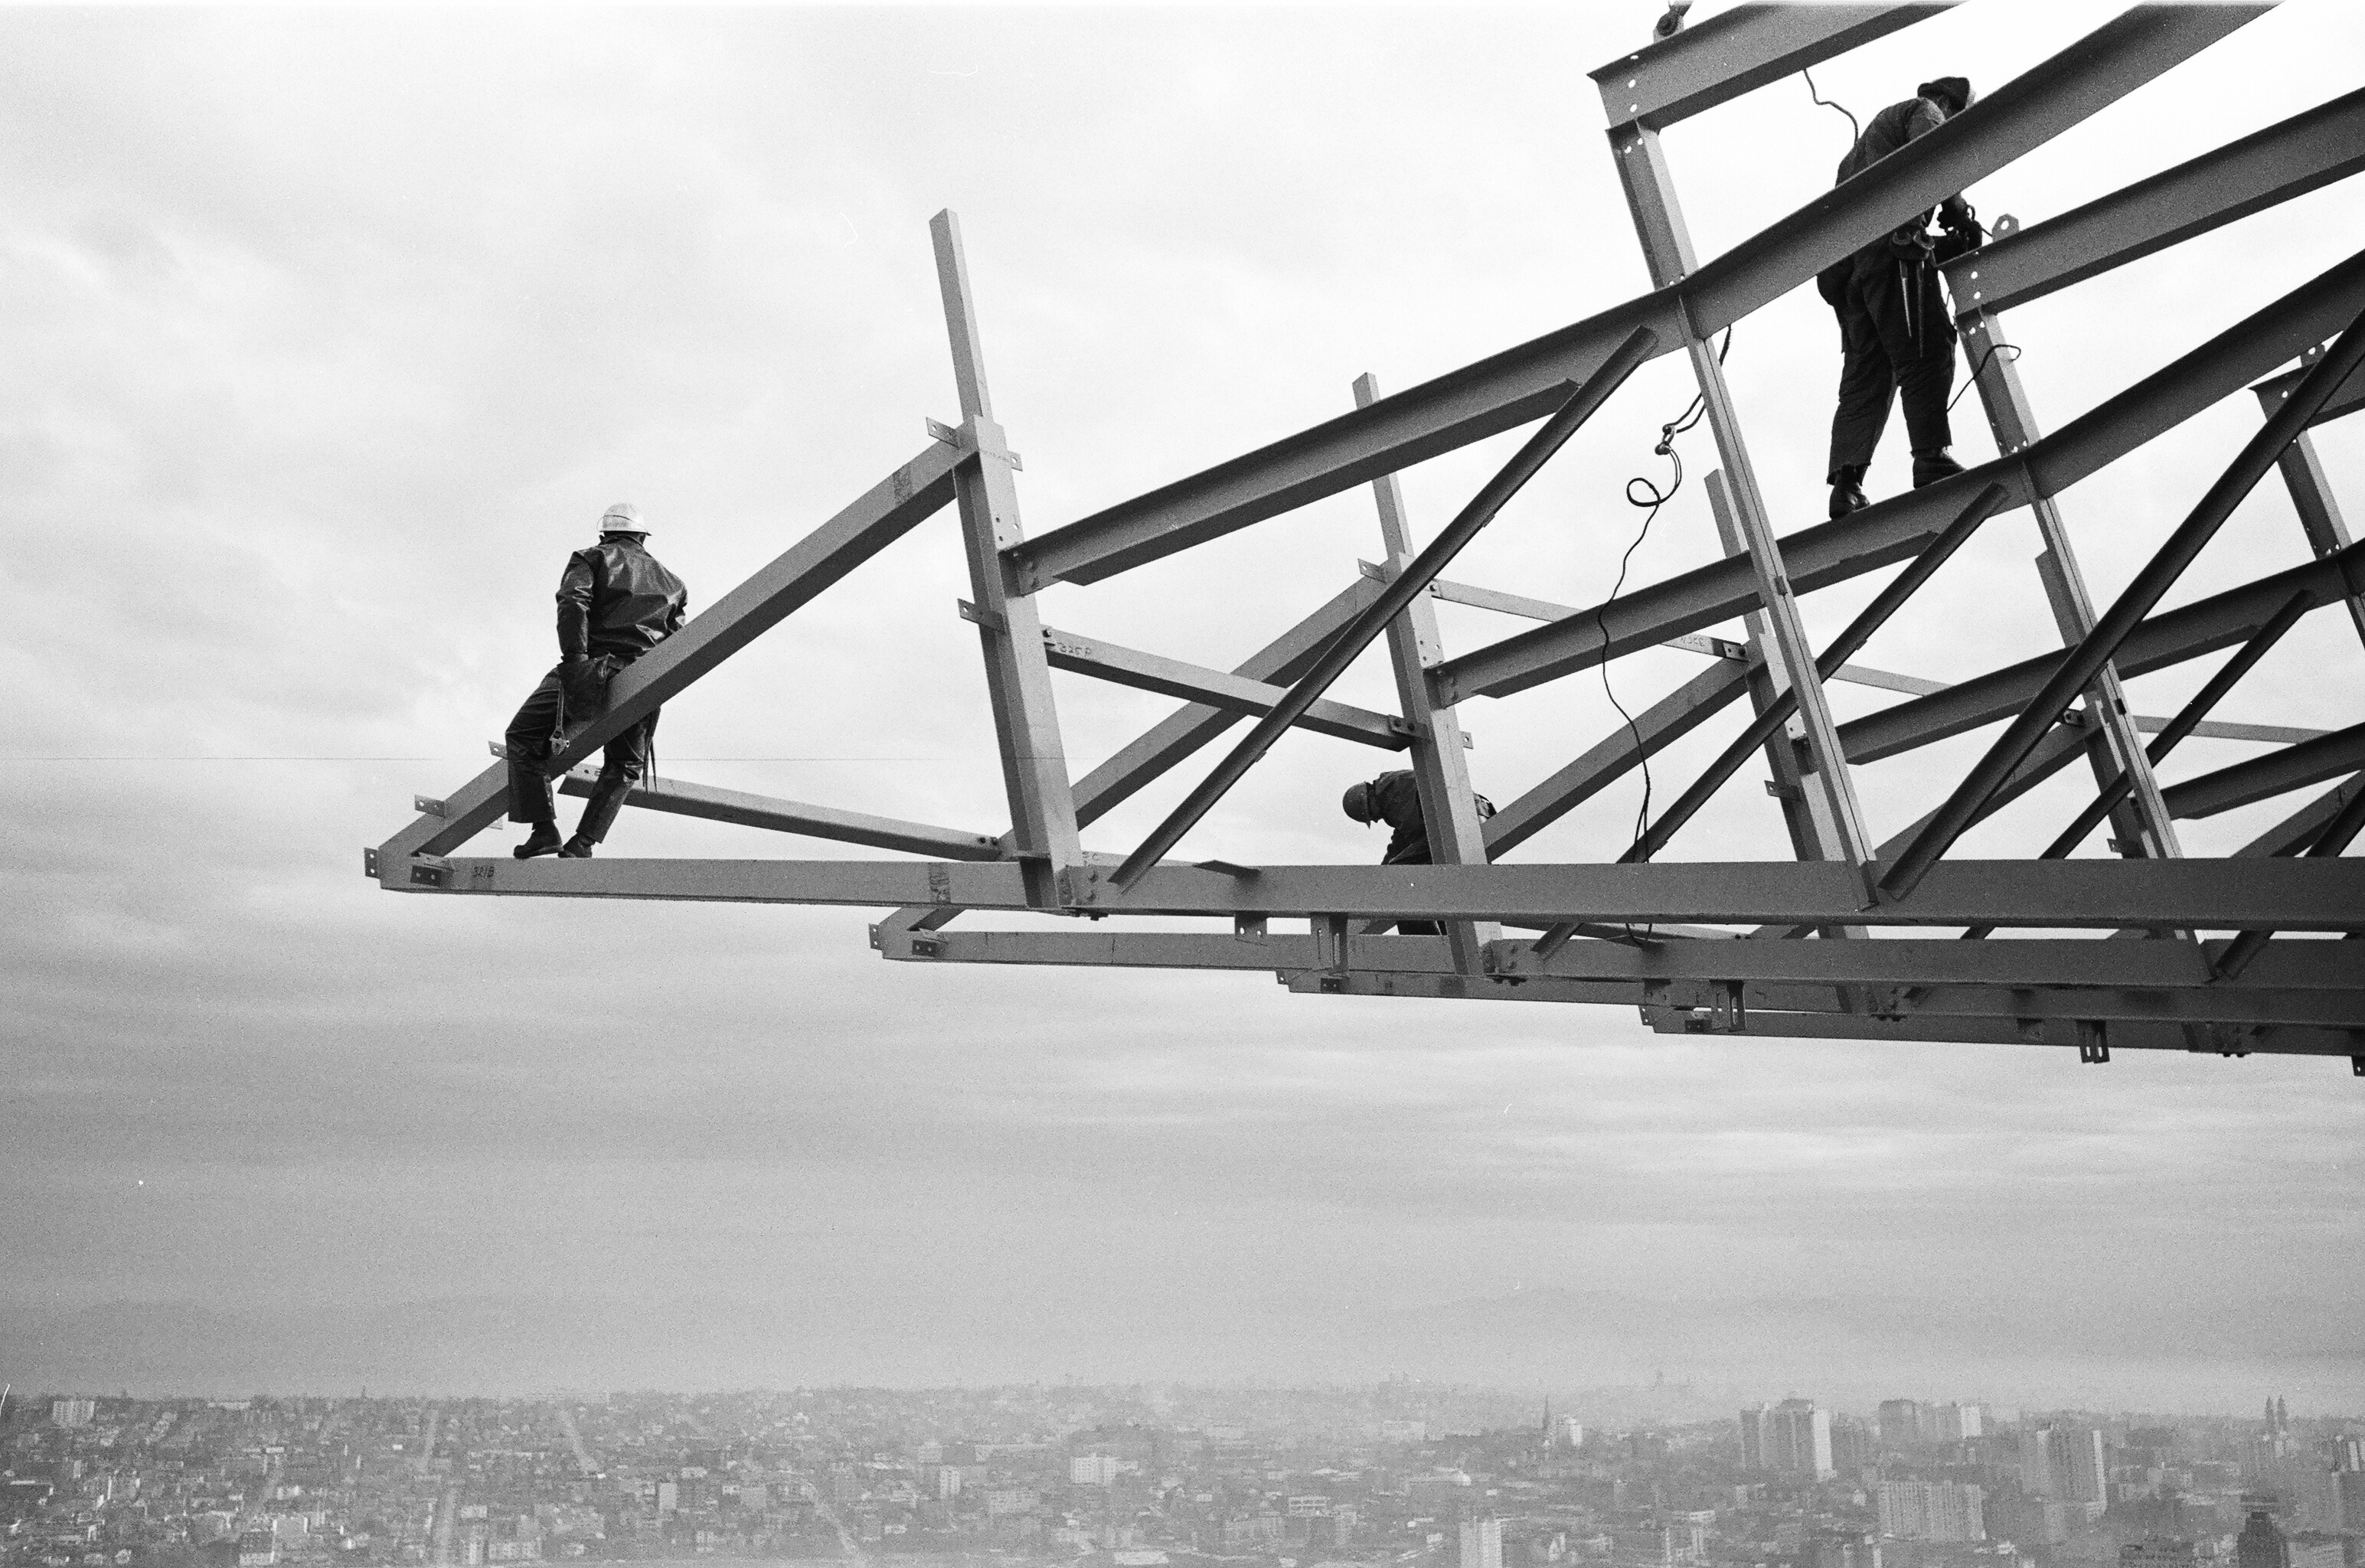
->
[1354, 372, 1498, 972]
[1481, 663, 1753, 857]
[371, 439, 966, 877]
[1109, 330, 1655, 887]
[1589, 4, 1950, 133]
[2235, 773, 2365, 858]
[2253, 356, 2365, 430]
[2255, 358, 2365, 651]
[1038, 623, 1412, 750]
[1839, 542, 2365, 765]
[550, 766, 1004, 860]
[1961, 302, 2183, 864]
[1004, 7, 2257, 592]
[877, 925, 2363, 993]
[2162, 721, 2365, 820]
[394, 854, 2365, 932]
[933, 209, 1082, 902]
[1943, 87, 2365, 319]
[1626, 485, 2006, 864]
[1884, 309, 2365, 897]
[1436, 249, 2365, 703]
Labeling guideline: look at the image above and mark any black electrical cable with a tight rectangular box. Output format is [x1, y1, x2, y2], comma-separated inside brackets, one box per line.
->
[1803, 68, 1860, 145]
[1947, 339, 2023, 413]
[1592, 328, 1731, 920]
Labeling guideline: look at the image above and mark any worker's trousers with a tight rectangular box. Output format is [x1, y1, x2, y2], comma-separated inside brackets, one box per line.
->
[503, 658, 661, 843]
[1827, 244, 1957, 482]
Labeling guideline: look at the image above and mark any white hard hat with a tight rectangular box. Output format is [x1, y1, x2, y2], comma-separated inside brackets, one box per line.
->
[599, 501, 646, 534]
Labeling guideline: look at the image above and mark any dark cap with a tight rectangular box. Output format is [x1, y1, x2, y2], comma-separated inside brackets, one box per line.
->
[1918, 77, 1973, 114]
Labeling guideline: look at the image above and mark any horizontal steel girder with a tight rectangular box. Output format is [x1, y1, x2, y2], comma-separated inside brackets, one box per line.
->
[1944, 87, 2365, 319]
[1839, 542, 2365, 764]
[397, 854, 2365, 933]
[1435, 249, 2365, 702]
[871, 926, 2363, 992]
[1589, 4, 1950, 132]
[1001, 6, 2259, 592]
[1295, 974, 2365, 1059]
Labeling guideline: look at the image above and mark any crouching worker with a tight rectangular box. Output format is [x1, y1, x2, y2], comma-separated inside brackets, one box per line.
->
[1341, 769, 1495, 936]
[505, 502, 688, 860]
[1818, 75, 1984, 518]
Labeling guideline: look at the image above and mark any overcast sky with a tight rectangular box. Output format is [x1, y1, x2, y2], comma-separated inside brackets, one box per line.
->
[5, 1, 2363, 1414]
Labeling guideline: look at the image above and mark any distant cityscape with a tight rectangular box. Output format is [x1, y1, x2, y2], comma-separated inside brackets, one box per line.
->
[4, 1384, 2358, 1568]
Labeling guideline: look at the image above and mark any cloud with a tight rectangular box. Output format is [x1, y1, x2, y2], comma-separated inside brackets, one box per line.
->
[5, 2, 2363, 1407]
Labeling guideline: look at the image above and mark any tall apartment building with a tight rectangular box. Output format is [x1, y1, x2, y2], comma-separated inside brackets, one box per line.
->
[1743, 1401, 1834, 1479]
[1936, 1403, 1984, 1442]
[2023, 1426, 2109, 1505]
[1461, 1515, 1504, 1568]
[1877, 1481, 1986, 1543]
[50, 1400, 96, 1429]
[2237, 1510, 2291, 1568]
[1878, 1402, 1922, 1449]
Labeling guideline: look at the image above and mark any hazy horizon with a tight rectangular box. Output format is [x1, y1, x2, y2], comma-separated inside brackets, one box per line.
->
[6, 1, 2362, 1414]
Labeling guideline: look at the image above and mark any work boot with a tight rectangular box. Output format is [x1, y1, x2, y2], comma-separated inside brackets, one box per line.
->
[1911, 449, 1965, 488]
[1828, 466, 1869, 519]
[513, 824, 563, 860]
[558, 835, 596, 859]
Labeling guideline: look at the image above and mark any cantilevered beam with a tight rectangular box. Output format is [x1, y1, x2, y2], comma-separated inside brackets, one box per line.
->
[880, 926, 2362, 993]
[405, 854, 2365, 933]
[1589, 4, 1949, 132]
[1436, 248, 2365, 703]
[371, 439, 967, 876]
[1944, 87, 2365, 318]
[1004, 6, 2259, 592]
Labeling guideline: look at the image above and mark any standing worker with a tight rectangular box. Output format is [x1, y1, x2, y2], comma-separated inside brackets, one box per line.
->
[1820, 76, 1984, 519]
[1341, 769, 1495, 936]
[504, 502, 688, 860]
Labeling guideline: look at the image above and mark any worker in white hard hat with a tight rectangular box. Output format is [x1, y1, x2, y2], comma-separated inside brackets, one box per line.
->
[503, 501, 689, 858]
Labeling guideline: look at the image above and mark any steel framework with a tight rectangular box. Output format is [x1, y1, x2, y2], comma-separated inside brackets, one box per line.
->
[371, 3, 2365, 1070]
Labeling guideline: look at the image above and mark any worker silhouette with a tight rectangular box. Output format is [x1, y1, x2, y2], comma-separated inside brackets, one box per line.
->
[1341, 769, 1495, 936]
[505, 502, 688, 860]
[1819, 76, 1984, 519]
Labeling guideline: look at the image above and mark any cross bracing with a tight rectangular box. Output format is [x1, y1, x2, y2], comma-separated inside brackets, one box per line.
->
[372, 2, 2365, 1069]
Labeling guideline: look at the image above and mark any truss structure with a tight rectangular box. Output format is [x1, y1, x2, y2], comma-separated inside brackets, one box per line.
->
[372, 2, 2365, 1069]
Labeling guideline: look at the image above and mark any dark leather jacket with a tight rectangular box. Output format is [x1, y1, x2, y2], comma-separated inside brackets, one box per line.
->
[1836, 96, 1973, 234]
[557, 537, 688, 662]
[1361, 769, 1496, 866]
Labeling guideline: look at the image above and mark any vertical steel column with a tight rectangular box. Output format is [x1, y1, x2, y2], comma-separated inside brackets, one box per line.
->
[2254, 361, 2365, 652]
[931, 211, 1083, 904]
[1608, 122, 1877, 878]
[1351, 372, 1499, 973]
[1959, 306, 2182, 861]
